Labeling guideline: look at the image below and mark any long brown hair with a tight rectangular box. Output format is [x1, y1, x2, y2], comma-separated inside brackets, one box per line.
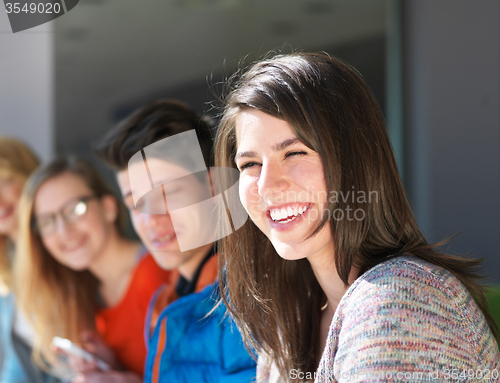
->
[13, 157, 126, 367]
[215, 52, 497, 379]
[0, 137, 39, 292]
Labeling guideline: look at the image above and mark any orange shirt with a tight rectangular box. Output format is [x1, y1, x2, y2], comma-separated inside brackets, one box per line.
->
[95, 253, 172, 376]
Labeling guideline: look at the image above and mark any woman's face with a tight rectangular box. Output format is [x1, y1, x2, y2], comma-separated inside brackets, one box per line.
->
[33, 172, 116, 271]
[235, 109, 333, 261]
[0, 172, 25, 239]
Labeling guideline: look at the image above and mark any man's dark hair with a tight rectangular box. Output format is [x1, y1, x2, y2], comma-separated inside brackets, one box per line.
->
[95, 99, 214, 170]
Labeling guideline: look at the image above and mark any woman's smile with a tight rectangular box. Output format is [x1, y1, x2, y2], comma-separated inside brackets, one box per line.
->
[265, 202, 313, 231]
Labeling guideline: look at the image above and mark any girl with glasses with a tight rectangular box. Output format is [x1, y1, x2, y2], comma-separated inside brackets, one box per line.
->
[215, 53, 499, 382]
[13, 157, 171, 382]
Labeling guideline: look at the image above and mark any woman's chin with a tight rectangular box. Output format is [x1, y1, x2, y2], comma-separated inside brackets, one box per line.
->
[273, 242, 306, 261]
[62, 259, 90, 271]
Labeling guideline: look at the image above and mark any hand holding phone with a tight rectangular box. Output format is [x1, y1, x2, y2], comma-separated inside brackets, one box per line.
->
[51, 336, 112, 372]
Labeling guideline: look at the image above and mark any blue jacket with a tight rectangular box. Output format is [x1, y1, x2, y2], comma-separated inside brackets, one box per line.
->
[143, 282, 256, 383]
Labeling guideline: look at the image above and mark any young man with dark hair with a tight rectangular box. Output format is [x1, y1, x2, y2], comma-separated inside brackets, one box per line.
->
[91, 99, 255, 382]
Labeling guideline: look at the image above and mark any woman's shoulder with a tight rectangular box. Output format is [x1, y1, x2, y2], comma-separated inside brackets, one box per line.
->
[323, 254, 500, 379]
[340, 255, 483, 332]
[358, 254, 454, 282]
[345, 255, 468, 307]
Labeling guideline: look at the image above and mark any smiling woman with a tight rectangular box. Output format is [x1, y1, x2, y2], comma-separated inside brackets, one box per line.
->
[13, 157, 171, 381]
[215, 52, 500, 382]
[0, 137, 44, 383]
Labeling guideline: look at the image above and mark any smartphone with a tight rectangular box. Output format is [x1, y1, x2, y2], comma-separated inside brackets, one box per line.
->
[51, 336, 112, 372]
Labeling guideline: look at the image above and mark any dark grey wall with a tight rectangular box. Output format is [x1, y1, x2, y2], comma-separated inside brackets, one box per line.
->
[110, 37, 386, 126]
[403, 0, 500, 283]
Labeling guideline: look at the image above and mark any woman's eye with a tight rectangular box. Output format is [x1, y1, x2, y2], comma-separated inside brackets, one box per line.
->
[285, 151, 307, 158]
[238, 162, 260, 172]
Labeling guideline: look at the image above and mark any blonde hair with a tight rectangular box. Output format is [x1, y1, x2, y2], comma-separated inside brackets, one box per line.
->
[0, 137, 39, 292]
[14, 157, 126, 367]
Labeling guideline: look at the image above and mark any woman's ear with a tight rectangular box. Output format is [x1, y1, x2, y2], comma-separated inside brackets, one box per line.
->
[100, 195, 118, 223]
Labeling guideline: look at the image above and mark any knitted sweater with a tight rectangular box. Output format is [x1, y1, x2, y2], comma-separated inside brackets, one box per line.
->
[257, 255, 500, 382]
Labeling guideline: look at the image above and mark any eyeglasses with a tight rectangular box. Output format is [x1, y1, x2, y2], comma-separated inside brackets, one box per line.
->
[34, 196, 97, 235]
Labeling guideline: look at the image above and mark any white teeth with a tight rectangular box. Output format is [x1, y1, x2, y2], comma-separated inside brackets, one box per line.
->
[270, 209, 282, 222]
[270, 205, 309, 222]
[64, 238, 85, 251]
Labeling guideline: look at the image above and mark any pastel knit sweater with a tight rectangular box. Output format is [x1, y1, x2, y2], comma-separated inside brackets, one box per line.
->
[257, 255, 500, 382]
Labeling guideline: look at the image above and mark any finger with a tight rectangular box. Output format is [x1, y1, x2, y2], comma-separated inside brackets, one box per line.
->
[80, 331, 101, 354]
[68, 355, 98, 373]
[80, 330, 103, 343]
[51, 344, 69, 357]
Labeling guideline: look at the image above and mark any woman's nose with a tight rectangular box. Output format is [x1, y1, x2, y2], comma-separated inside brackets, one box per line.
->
[257, 161, 289, 198]
[54, 214, 71, 234]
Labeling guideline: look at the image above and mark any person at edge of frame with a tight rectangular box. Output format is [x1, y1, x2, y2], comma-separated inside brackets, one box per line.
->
[0, 137, 59, 383]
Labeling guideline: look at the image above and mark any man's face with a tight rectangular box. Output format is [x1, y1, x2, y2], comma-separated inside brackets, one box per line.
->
[117, 158, 216, 272]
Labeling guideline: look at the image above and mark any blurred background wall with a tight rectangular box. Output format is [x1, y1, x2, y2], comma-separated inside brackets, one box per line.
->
[0, 6, 53, 160]
[1, 0, 499, 283]
[402, 1, 500, 283]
